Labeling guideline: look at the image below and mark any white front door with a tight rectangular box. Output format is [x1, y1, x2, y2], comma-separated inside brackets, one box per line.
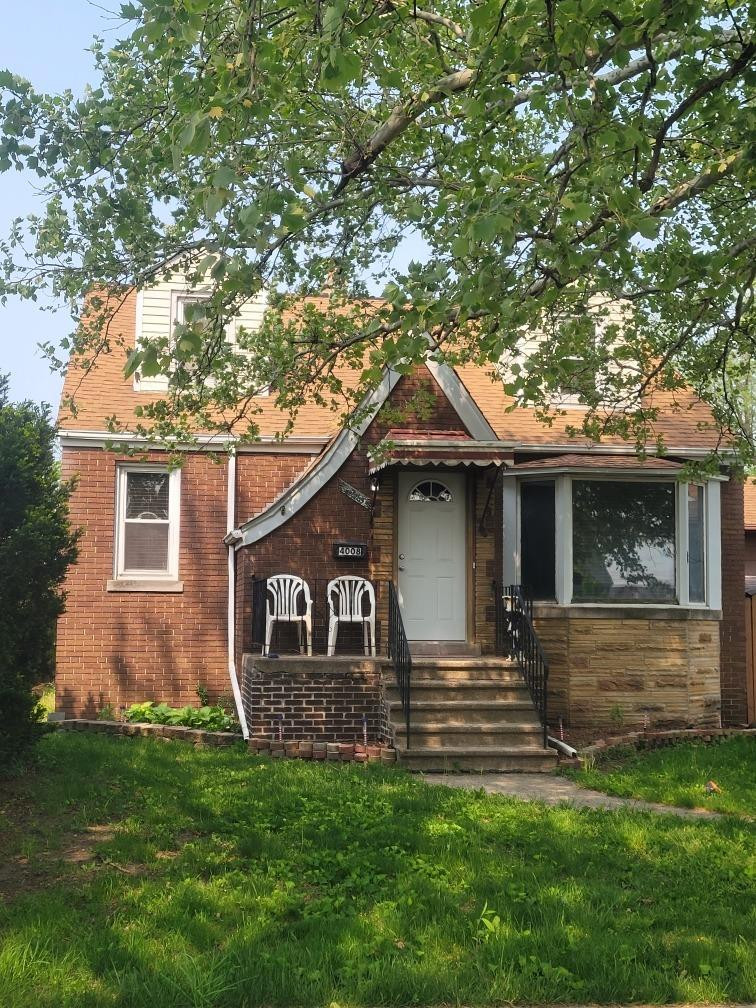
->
[397, 471, 467, 641]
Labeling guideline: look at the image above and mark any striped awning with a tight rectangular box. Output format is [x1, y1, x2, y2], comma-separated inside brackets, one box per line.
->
[368, 429, 514, 474]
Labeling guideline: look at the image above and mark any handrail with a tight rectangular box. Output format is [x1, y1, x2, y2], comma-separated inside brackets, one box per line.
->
[493, 582, 549, 748]
[387, 581, 412, 748]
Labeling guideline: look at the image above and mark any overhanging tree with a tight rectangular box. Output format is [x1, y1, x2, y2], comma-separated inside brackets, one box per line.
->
[0, 377, 79, 760]
[0, 0, 753, 464]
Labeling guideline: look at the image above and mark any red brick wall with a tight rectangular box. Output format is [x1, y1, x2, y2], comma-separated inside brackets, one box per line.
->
[720, 478, 747, 724]
[56, 449, 233, 716]
[236, 369, 471, 655]
[241, 656, 392, 743]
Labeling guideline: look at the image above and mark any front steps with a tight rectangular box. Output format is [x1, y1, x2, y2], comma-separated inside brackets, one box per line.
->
[384, 657, 556, 773]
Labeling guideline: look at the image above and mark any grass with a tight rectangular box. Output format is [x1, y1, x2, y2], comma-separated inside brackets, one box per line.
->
[564, 736, 756, 819]
[36, 683, 56, 718]
[0, 733, 754, 1007]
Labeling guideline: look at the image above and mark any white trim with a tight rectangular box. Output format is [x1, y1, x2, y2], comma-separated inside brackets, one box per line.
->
[706, 479, 722, 610]
[58, 429, 327, 454]
[502, 478, 518, 585]
[425, 359, 498, 440]
[506, 473, 723, 611]
[232, 369, 403, 547]
[677, 482, 689, 606]
[554, 476, 572, 605]
[114, 464, 181, 581]
[225, 450, 249, 740]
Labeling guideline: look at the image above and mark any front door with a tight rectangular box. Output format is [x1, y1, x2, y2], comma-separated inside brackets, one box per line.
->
[397, 471, 467, 641]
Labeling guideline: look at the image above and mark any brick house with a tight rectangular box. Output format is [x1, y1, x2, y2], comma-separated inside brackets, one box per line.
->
[56, 276, 749, 767]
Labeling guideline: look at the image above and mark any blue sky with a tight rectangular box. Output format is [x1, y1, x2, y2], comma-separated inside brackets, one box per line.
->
[0, 1, 112, 408]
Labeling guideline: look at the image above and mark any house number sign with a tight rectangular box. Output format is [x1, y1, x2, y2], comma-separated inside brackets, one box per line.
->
[337, 479, 372, 510]
[333, 542, 369, 561]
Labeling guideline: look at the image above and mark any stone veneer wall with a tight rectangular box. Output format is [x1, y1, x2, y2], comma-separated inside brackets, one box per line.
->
[241, 656, 393, 744]
[535, 613, 721, 737]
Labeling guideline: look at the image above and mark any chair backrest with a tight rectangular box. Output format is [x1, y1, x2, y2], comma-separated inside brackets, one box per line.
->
[327, 576, 375, 619]
[267, 575, 311, 618]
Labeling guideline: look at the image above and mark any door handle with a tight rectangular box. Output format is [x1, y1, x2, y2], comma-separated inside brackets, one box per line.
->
[399, 553, 406, 560]
[399, 565, 406, 571]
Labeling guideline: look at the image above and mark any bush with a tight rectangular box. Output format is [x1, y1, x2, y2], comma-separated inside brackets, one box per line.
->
[0, 377, 79, 762]
[124, 701, 237, 732]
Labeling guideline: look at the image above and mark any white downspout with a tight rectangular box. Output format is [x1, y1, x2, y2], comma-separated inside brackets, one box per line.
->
[226, 449, 249, 739]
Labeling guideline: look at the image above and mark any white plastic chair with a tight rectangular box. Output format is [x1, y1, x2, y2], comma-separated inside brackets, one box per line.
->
[326, 577, 376, 657]
[264, 575, 312, 656]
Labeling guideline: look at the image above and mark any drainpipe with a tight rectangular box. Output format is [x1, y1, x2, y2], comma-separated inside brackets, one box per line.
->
[226, 448, 249, 739]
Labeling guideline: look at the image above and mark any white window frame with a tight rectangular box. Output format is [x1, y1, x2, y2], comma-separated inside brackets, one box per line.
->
[506, 474, 722, 609]
[114, 464, 181, 581]
[134, 287, 270, 396]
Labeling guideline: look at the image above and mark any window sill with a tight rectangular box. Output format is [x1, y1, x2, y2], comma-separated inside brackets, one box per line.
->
[106, 579, 184, 593]
[532, 603, 721, 621]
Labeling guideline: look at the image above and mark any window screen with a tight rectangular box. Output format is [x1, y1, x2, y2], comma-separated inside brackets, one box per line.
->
[122, 471, 171, 573]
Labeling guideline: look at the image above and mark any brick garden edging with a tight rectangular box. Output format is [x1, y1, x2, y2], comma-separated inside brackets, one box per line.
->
[56, 719, 241, 746]
[54, 719, 399, 764]
[580, 726, 756, 761]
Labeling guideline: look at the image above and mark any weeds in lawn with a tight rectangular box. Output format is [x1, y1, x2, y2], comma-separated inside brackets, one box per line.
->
[0, 732, 753, 1007]
[567, 736, 756, 818]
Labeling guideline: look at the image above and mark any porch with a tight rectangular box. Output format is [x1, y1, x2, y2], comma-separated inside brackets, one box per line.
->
[239, 576, 555, 772]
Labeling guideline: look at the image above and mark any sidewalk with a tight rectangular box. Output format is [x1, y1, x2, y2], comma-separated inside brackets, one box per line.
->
[427, 772, 725, 818]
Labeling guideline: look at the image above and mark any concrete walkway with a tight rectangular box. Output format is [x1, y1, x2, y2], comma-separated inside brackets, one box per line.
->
[426, 772, 725, 818]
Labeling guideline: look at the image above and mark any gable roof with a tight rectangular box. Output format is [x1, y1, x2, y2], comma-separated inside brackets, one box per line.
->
[59, 288, 724, 456]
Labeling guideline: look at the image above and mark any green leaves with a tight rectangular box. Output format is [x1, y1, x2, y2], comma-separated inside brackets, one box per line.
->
[0, 0, 752, 465]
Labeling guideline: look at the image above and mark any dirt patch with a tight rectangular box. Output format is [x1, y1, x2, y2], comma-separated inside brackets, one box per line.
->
[0, 775, 122, 902]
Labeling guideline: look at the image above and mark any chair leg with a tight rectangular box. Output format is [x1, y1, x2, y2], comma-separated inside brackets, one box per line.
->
[327, 617, 337, 657]
[297, 620, 305, 655]
[305, 614, 312, 657]
[369, 615, 376, 658]
[264, 617, 274, 657]
[363, 620, 369, 656]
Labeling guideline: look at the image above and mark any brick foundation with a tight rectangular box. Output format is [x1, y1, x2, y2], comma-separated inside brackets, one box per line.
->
[241, 656, 393, 744]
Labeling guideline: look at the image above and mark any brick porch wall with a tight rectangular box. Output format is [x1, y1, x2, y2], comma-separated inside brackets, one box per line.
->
[240, 656, 393, 743]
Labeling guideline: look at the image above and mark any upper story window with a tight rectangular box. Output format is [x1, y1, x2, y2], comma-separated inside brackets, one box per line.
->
[133, 280, 270, 395]
[409, 480, 453, 503]
[114, 465, 180, 580]
[513, 475, 720, 609]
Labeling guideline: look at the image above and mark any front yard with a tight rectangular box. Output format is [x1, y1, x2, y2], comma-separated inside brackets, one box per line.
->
[1, 732, 754, 1007]
[564, 736, 755, 819]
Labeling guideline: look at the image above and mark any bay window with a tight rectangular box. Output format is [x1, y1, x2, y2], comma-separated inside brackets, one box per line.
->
[506, 473, 721, 608]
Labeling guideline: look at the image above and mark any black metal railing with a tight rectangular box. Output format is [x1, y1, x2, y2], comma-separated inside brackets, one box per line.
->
[493, 582, 549, 748]
[388, 580, 412, 748]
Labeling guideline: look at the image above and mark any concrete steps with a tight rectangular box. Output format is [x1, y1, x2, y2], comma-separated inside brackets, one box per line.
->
[399, 747, 557, 773]
[384, 654, 555, 773]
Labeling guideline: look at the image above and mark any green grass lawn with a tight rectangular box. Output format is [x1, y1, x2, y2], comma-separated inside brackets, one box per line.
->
[1, 733, 754, 1007]
[565, 736, 756, 819]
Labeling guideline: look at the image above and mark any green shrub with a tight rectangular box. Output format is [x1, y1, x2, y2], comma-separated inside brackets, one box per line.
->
[124, 701, 237, 732]
[0, 377, 79, 762]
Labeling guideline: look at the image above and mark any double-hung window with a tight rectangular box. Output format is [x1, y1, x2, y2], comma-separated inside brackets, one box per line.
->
[114, 466, 181, 581]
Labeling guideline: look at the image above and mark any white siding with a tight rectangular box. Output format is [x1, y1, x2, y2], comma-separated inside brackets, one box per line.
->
[134, 272, 269, 393]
